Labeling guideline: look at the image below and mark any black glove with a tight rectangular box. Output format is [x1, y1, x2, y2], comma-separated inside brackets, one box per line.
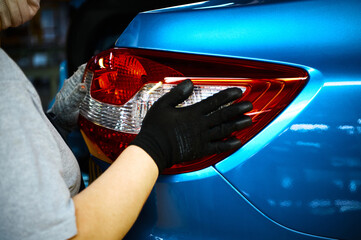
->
[131, 79, 253, 173]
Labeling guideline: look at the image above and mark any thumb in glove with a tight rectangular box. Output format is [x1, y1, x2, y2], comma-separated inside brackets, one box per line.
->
[131, 79, 253, 173]
[47, 64, 87, 132]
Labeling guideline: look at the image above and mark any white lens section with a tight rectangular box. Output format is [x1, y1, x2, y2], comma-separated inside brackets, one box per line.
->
[80, 73, 245, 134]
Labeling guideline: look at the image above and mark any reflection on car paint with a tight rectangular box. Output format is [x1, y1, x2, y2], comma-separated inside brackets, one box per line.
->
[290, 124, 329, 132]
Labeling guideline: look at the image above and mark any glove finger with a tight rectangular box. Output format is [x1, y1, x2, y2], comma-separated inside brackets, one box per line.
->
[59, 63, 86, 98]
[207, 138, 242, 155]
[208, 116, 252, 140]
[207, 101, 253, 127]
[156, 79, 194, 107]
[64, 83, 87, 110]
[68, 63, 86, 85]
[191, 87, 243, 114]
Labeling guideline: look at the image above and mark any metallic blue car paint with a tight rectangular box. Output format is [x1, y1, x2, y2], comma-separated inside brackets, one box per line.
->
[218, 82, 361, 239]
[125, 167, 334, 240]
[115, 0, 361, 239]
[116, 0, 361, 77]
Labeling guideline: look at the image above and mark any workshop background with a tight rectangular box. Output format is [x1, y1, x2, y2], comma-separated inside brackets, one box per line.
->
[1, 0, 71, 110]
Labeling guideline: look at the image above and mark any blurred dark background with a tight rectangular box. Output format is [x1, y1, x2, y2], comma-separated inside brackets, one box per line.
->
[1, 0, 71, 110]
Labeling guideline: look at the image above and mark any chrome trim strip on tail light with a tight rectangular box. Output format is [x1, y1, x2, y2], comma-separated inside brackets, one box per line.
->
[80, 70, 245, 134]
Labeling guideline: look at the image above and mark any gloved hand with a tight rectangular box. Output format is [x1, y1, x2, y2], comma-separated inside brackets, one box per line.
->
[47, 64, 87, 133]
[131, 79, 253, 173]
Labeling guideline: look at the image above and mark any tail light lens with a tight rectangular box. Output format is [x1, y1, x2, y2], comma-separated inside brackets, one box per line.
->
[79, 48, 308, 174]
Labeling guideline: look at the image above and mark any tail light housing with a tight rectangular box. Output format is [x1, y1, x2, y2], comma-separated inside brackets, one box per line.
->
[79, 48, 308, 174]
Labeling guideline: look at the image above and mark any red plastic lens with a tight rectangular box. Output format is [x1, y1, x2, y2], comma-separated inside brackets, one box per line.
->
[89, 52, 183, 105]
[79, 48, 308, 174]
[79, 115, 136, 162]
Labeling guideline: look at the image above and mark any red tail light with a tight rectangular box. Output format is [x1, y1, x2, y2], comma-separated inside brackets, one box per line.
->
[79, 48, 308, 174]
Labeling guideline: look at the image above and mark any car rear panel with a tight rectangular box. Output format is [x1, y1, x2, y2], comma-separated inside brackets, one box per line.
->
[115, 0, 361, 239]
[126, 167, 333, 240]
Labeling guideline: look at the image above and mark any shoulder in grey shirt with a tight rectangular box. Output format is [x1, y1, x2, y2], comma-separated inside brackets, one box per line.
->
[0, 48, 81, 240]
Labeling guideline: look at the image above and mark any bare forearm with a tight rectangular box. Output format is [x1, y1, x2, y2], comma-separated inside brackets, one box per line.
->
[71, 145, 158, 240]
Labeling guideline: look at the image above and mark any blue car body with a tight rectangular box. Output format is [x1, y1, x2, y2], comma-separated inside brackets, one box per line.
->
[106, 0, 361, 239]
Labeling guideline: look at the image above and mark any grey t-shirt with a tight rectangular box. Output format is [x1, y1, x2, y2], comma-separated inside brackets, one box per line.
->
[0, 49, 81, 240]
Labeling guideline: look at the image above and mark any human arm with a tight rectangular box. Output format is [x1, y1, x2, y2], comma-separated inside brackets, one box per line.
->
[71, 145, 158, 240]
[0, 0, 40, 30]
